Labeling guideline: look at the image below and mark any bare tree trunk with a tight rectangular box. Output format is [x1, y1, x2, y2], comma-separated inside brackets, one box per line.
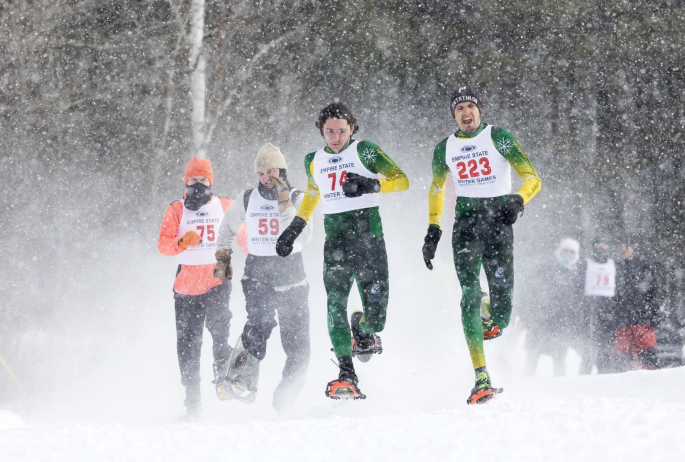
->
[189, 0, 206, 159]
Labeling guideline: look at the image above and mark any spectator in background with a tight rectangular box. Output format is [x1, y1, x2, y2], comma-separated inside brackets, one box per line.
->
[613, 235, 660, 371]
[579, 236, 618, 374]
[524, 238, 583, 376]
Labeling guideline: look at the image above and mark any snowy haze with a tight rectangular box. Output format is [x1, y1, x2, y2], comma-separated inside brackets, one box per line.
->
[2, 1, 685, 460]
[1, 155, 684, 460]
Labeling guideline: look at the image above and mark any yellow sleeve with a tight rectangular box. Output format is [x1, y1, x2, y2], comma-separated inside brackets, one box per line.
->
[428, 175, 448, 227]
[295, 153, 321, 221]
[512, 149, 541, 204]
[428, 139, 450, 227]
[357, 141, 409, 193]
[491, 127, 541, 204]
[378, 170, 409, 193]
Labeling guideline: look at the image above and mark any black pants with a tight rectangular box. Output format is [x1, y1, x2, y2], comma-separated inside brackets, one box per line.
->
[241, 278, 310, 409]
[174, 282, 232, 395]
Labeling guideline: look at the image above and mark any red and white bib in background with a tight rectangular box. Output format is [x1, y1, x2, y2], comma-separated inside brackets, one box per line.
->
[445, 125, 512, 198]
[312, 141, 380, 215]
[584, 258, 616, 297]
[176, 196, 224, 265]
[245, 189, 302, 256]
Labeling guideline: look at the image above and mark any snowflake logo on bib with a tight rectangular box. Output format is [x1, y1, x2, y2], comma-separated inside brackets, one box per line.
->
[496, 138, 513, 155]
[360, 147, 377, 166]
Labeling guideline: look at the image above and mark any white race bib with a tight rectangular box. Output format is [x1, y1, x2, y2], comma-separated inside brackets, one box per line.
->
[177, 197, 224, 265]
[245, 189, 302, 256]
[445, 125, 512, 198]
[584, 258, 616, 297]
[312, 141, 380, 215]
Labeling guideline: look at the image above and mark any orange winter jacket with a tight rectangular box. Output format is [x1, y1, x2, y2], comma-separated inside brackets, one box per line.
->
[158, 197, 247, 295]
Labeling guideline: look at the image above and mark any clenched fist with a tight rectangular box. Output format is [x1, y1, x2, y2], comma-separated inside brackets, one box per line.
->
[214, 249, 233, 281]
[178, 230, 203, 250]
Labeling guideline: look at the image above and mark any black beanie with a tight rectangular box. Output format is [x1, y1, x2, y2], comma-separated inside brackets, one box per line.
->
[450, 86, 483, 116]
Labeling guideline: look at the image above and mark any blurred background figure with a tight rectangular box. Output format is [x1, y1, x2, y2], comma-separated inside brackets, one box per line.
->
[579, 236, 618, 374]
[524, 238, 583, 377]
[612, 235, 659, 371]
[654, 262, 685, 368]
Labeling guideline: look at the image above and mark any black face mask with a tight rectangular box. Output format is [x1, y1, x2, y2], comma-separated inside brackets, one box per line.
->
[184, 183, 212, 211]
[592, 248, 609, 264]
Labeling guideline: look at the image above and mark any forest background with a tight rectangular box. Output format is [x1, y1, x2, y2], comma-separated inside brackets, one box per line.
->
[1, 0, 684, 404]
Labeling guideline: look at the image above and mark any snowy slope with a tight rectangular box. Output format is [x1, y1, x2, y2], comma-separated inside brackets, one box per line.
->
[1, 366, 684, 462]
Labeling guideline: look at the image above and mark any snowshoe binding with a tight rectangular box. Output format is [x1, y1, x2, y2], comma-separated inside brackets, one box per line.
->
[212, 357, 233, 401]
[326, 356, 366, 400]
[351, 311, 383, 363]
[480, 292, 502, 341]
[223, 336, 260, 404]
[326, 378, 366, 400]
[467, 371, 503, 405]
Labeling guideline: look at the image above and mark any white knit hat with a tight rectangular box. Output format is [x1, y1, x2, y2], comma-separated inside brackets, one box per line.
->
[254, 143, 287, 173]
[555, 238, 580, 267]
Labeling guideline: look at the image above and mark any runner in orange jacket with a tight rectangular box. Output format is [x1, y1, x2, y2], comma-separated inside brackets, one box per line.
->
[157, 156, 246, 419]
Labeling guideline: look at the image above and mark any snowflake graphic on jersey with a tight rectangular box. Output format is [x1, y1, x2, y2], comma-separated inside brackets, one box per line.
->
[306, 188, 319, 199]
[497, 138, 513, 155]
[360, 147, 377, 166]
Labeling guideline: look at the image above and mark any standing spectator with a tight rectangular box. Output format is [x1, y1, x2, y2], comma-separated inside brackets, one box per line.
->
[613, 236, 660, 371]
[580, 236, 617, 374]
[157, 157, 245, 419]
[216, 143, 313, 411]
[524, 238, 583, 376]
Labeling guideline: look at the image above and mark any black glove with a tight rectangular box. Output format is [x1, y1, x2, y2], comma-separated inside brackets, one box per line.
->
[499, 194, 524, 226]
[276, 216, 307, 257]
[422, 226, 442, 270]
[342, 172, 381, 198]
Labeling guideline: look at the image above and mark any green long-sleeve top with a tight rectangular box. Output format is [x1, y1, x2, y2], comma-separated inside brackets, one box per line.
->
[428, 122, 541, 226]
[296, 139, 409, 239]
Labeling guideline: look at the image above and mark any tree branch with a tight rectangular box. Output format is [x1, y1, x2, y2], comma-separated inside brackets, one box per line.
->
[203, 29, 300, 148]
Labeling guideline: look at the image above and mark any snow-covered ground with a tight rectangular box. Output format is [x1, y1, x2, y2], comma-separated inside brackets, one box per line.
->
[1, 367, 684, 462]
[1, 208, 684, 461]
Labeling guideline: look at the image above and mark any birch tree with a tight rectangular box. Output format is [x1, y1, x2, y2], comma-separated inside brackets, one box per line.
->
[188, 0, 207, 159]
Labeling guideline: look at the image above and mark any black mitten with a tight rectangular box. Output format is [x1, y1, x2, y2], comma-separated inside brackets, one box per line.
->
[499, 194, 524, 226]
[276, 216, 307, 257]
[342, 172, 381, 198]
[422, 226, 442, 270]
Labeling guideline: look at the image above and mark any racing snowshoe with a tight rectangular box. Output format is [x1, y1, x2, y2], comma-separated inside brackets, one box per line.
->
[467, 371, 503, 405]
[325, 356, 366, 400]
[351, 311, 383, 363]
[223, 336, 260, 404]
[480, 292, 502, 341]
[212, 355, 233, 401]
